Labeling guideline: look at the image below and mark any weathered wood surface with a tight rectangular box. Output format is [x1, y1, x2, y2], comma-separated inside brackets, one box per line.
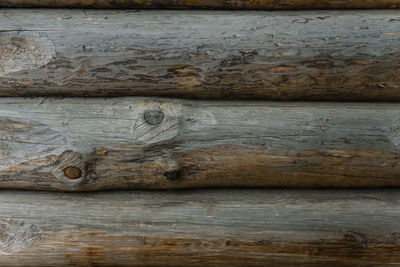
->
[2, 0, 400, 9]
[1, 9, 400, 101]
[0, 189, 399, 266]
[2, 97, 400, 191]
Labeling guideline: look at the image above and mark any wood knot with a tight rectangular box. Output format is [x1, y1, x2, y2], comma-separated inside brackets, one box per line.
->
[133, 102, 181, 144]
[48, 151, 97, 185]
[163, 168, 184, 181]
[144, 110, 165, 125]
[63, 166, 82, 179]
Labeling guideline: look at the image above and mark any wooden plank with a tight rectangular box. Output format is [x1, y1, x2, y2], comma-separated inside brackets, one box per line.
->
[2, 97, 400, 191]
[1, 9, 400, 101]
[1, 0, 400, 9]
[0, 189, 399, 266]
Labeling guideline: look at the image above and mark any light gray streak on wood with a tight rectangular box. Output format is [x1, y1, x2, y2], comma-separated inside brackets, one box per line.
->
[0, 32, 54, 77]
[0, 218, 42, 255]
[0, 117, 66, 170]
[389, 117, 400, 149]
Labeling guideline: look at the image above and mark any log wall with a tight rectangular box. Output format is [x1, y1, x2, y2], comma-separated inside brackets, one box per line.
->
[1, 6, 399, 266]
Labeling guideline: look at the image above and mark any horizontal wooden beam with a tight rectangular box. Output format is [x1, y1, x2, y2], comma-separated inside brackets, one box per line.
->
[2, 97, 400, 191]
[1, 0, 400, 9]
[1, 9, 400, 100]
[0, 189, 399, 265]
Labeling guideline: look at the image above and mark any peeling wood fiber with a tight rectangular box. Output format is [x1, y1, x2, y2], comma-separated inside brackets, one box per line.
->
[2, 97, 400, 191]
[1, 9, 400, 101]
[1, 0, 400, 9]
[0, 189, 400, 266]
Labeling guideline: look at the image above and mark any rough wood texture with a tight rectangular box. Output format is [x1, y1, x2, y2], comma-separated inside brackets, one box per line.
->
[0, 189, 399, 266]
[1, 9, 400, 101]
[2, 97, 400, 191]
[1, 0, 400, 9]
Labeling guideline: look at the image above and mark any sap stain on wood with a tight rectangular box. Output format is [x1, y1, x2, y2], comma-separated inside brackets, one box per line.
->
[1, 10, 400, 101]
[0, 32, 54, 77]
[2, 97, 400, 191]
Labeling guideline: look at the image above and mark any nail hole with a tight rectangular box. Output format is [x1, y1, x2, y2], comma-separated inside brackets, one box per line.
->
[63, 166, 82, 179]
[144, 110, 165, 125]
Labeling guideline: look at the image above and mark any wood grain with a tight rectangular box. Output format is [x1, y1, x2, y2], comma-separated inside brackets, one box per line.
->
[2, 97, 400, 191]
[1, 0, 400, 9]
[1, 9, 400, 101]
[0, 189, 399, 266]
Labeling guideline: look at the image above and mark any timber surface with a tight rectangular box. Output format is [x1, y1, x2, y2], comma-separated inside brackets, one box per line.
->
[1, 0, 400, 9]
[1, 9, 400, 101]
[0, 189, 399, 266]
[2, 97, 400, 191]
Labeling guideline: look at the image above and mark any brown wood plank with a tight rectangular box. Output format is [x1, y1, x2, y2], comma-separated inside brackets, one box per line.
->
[0, 189, 399, 266]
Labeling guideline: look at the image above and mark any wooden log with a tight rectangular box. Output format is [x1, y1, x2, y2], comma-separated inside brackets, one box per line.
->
[0, 189, 399, 265]
[1, 9, 400, 101]
[1, 0, 400, 9]
[2, 97, 400, 191]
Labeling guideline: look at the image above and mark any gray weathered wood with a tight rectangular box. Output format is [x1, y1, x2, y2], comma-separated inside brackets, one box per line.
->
[2, 97, 400, 190]
[1, 9, 400, 100]
[0, 189, 399, 266]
